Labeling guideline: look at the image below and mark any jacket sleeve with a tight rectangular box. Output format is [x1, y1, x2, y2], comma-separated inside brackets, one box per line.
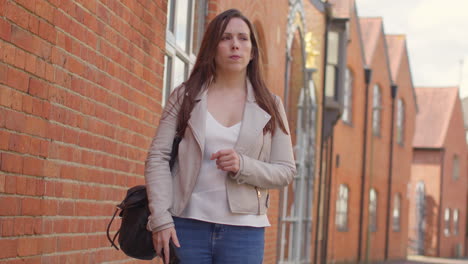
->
[230, 95, 297, 189]
[144, 86, 184, 232]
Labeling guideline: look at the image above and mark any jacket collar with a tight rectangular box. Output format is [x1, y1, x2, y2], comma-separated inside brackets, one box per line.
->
[188, 78, 272, 155]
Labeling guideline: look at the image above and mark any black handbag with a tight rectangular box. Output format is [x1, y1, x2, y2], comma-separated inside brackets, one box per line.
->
[106, 136, 182, 262]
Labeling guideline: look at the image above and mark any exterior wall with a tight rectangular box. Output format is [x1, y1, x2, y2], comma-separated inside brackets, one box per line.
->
[328, 2, 366, 262]
[0, 0, 167, 263]
[439, 97, 468, 258]
[409, 150, 443, 257]
[387, 44, 417, 259]
[361, 26, 393, 262]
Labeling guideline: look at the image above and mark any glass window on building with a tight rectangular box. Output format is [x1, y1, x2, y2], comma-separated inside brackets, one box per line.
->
[444, 208, 451, 236]
[163, 0, 206, 104]
[453, 155, 460, 180]
[372, 85, 382, 136]
[342, 68, 353, 124]
[392, 193, 401, 231]
[453, 209, 459, 235]
[396, 98, 405, 145]
[369, 188, 377, 232]
[336, 184, 349, 231]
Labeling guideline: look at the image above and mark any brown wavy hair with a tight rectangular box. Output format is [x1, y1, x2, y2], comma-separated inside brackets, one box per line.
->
[174, 9, 288, 136]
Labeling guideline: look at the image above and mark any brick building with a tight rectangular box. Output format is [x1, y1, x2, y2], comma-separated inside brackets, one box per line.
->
[0, 0, 328, 263]
[324, 1, 418, 263]
[409, 87, 468, 258]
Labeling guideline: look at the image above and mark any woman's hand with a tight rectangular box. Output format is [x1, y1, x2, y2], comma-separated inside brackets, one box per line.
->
[211, 149, 240, 173]
[152, 227, 180, 264]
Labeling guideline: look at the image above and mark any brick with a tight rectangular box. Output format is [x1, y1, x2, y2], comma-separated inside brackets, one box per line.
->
[5, 0, 30, 29]
[38, 20, 56, 44]
[15, 0, 36, 12]
[4, 174, 16, 194]
[5, 109, 26, 132]
[0, 86, 13, 107]
[0, 173, 4, 192]
[1, 42, 16, 66]
[13, 46, 27, 69]
[0, 196, 21, 216]
[0, 18, 12, 41]
[8, 133, 31, 153]
[21, 197, 42, 216]
[35, 0, 55, 23]
[1, 218, 15, 236]
[15, 175, 28, 195]
[22, 93, 34, 114]
[1, 152, 23, 174]
[10, 88, 23, 111]
[0, 238, 18, 258]
[6, 67, 30, 92]
[25, 115, 47, 137]
[28, 77, 49, 99]
[23, 156, 44, 177]
[24, 53, 37, 74]
[43, 160, 60, 178]
[17, 236, 40, 256]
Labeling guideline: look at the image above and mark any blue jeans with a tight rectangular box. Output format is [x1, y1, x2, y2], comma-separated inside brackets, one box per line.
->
[173, 217, 265, 264]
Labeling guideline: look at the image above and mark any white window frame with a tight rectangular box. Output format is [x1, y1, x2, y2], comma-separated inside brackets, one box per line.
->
[372, 84, 382, 136]
[453, 209, 459, 235]
[369, 188, 377, 232]
[392, 193, 401, 231]
[444, 208, 451, 236]
[336, 184, 349, 231]
[396, 98, 405, 145]
[163, 0, 206, 105]
[453, 155, 460, 180]
[342, 68, 353, 124]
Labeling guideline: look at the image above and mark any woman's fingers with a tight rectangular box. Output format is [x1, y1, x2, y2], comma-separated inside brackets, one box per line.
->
[171, 229, 181, 247]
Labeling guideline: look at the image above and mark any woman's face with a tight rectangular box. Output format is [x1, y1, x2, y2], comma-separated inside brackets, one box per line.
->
[215, 18, 253, 75]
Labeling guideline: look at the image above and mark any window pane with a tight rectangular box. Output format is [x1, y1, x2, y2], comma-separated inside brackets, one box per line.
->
[174, 56, 187, 89]
[167, 0, 175, 32]
[327, 31, 339, 64]
[163, 55, 172, 103]
[175, 0, 190, 52]
[192, 0, 205, 55]
[342, 68, 352, 123]
[325, 65, 337, 98]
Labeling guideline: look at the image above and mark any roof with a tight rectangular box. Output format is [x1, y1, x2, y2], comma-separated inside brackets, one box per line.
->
[359, 17, 382, 65]
[329, 0, 352, 18]
[413, 87, 459, 148]
[385, 35, 405, 81]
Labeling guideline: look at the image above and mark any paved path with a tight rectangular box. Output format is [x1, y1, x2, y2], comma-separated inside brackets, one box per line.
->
[382, 255, 468, 264]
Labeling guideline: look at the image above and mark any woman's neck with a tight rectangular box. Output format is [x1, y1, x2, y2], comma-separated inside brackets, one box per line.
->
[211, 72, 247, 92]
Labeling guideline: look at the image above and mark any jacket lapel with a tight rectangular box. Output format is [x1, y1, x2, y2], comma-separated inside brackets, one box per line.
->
[188, 88, 208, 157]
[187, 79, 272, 156]
[235, 80, 271, 154]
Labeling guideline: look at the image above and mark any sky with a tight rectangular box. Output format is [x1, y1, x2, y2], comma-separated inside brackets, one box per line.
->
[355, 0, 468, 98]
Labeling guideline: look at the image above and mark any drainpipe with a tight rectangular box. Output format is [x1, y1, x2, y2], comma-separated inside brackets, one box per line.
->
[384, 84, 398, 260]
[357, 67, 372, 262]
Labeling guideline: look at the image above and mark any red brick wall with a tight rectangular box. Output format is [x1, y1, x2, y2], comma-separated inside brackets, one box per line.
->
[387, 41, 417, 259]
[0, 0, 167, 263]
[439, 96, 468, 257]
[328, 2, 366, 262]
[361, 26, 393, 262]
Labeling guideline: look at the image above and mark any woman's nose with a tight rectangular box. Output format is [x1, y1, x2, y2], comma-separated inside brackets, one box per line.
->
[231, 39, 239, 50]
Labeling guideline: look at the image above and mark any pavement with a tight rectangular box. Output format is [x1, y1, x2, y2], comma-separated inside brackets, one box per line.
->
[380, 255, 468, 264]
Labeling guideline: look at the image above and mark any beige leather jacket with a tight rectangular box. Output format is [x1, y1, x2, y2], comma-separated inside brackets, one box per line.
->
[145, 80, 296, 232]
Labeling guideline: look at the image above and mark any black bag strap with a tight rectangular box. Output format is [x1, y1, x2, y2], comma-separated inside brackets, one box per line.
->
[106, 207, 120, 250]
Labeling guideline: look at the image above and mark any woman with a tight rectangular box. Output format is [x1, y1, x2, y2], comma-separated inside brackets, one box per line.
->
[145, 9, 296, 264]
